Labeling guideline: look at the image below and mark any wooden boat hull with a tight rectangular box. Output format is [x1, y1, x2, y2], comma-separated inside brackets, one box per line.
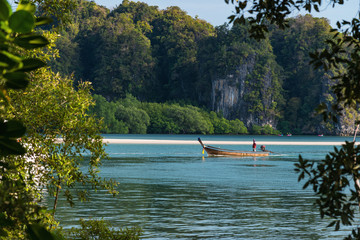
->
[198, 138, 269, 157]
[204, 146, 269, 156]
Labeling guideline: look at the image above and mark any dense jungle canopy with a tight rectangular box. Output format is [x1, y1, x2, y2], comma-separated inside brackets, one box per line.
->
[50, 0, 352, 135]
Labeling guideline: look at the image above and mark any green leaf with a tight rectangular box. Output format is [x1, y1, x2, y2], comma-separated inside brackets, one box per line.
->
[0, 119, 26, 155]
[0, 43, 8, 50]
[228, 15, 235, 23]
[35, 16, 53, 26]
[4, 72, 29, 89]
[0, 139, 26, 155]
[0, 51, 22, 70]
[314, 4, 319, 12]
[335, 220, 340, 231]
[9, 10, 35, 33]
[21, 58, 46, 72]
[0, 119, 26, 138]
[14, 34, 49, 49]
[27, 224, 56, 240]
[0, 20, 11, 33]
[0, 0, 12, 21]
[16, 2, 36, 14]
[328, 220, 336, 227]
[0, 31, 6, 41]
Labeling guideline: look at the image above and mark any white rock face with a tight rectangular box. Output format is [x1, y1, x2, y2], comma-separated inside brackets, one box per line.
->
[211, 54, 276, 128]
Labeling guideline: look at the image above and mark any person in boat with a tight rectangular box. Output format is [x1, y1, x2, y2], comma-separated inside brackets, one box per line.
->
[260, 145, 273, 153]
[252, 139, 256, 152]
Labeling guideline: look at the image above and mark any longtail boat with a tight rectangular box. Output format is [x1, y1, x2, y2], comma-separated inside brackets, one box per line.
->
[198, 138, 270, 157]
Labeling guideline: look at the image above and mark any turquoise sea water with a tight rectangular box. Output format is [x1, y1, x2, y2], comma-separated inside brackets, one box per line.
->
[54, 135, 358, 239]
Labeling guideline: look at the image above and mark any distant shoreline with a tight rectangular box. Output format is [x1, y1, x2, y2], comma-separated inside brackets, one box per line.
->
[103, 139, 358, 146]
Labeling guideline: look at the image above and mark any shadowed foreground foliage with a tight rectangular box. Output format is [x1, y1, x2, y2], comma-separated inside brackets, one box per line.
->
[68, 219, 142, 240]
[0, 0, 140, 239]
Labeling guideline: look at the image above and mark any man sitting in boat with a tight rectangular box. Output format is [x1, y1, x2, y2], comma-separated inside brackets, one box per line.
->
[260, 145, 272, 153]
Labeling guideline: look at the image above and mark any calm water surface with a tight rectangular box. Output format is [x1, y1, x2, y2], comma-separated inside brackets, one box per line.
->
[54, 135, 358, 239]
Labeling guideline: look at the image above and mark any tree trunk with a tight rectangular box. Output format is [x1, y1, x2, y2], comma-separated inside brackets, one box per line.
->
[53, 177, 61, 215]
[352, 124, 359, 142]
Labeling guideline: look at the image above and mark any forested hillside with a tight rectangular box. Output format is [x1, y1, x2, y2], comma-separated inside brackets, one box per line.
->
[50, 0, 358, 135]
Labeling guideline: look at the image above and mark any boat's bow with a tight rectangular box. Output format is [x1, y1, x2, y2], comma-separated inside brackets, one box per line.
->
[198, 138, 205, 148]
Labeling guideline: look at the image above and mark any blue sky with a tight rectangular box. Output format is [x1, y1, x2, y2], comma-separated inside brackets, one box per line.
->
[95, 0, 359, 27]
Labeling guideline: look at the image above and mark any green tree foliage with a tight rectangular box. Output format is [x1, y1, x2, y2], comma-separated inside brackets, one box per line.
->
[7, 67, 118, 212]
[250, 124, 281, 135]
[91, 12, 154, 99]
[141, 102, 214, 134]
[140, 101, 180, 134]
[110, 0, 159, 25]
[270, 15, 333, 134]
[159, 104, 212, 134]
[32, 0, 76, 27]
[50, 0, 109, 81]
[68, 218, 142, 240]
[229, 119, 248, 134]
[1, 0, 122, 238]
[149, 6, 215, 101]
[90, 95, 252, 135]
[89, 94, 150, 134]
[208, 111, 248, 134]
[0, 0, 50, 155]
[197, 22, 284, 126]
[295, 141, 360, 239]
[115, 97, 150, 134]
[90, 95, 128, 133]
[51, 1, 216, 103]
[0, 1, 57, 238]
[50, 31, 80, 77]
[250, 124, 262, 135]
[64, 1, 281, 129]
[51, 0, 356, 135]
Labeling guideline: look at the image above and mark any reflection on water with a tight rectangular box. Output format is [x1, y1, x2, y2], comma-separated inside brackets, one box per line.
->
[53, 137, 354, 239]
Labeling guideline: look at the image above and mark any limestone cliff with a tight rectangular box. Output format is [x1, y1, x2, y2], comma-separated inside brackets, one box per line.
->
[310, 75, 358, 136]
[211, 54, 280, 129]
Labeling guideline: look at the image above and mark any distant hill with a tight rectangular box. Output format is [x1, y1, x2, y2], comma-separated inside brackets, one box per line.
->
[50, 0, 359, 135]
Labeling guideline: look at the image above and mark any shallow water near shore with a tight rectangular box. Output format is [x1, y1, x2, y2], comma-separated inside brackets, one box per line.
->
[54, 135, 357, 239]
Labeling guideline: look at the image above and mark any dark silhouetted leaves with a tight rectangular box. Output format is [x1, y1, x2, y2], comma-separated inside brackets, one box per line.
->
[0, 119, 26, 155]
[35, 16, 53, 26]
[0, 52, 21, 70]
[4, 72, 28, 89]
[0, 119, 26, 138]
[295, 141, 360, 234]
[21, 58, 46, 72]
[0, 0, 11, 21]
[9, 10, 35, 33]
[14, 34, 49, 49]
[27, 224, 56, 240]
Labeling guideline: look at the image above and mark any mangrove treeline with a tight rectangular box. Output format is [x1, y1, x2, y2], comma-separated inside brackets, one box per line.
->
[89, 94, 280, 134]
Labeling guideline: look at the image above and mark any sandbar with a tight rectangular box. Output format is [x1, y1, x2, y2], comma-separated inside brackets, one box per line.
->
[103, 139, 358, 146]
